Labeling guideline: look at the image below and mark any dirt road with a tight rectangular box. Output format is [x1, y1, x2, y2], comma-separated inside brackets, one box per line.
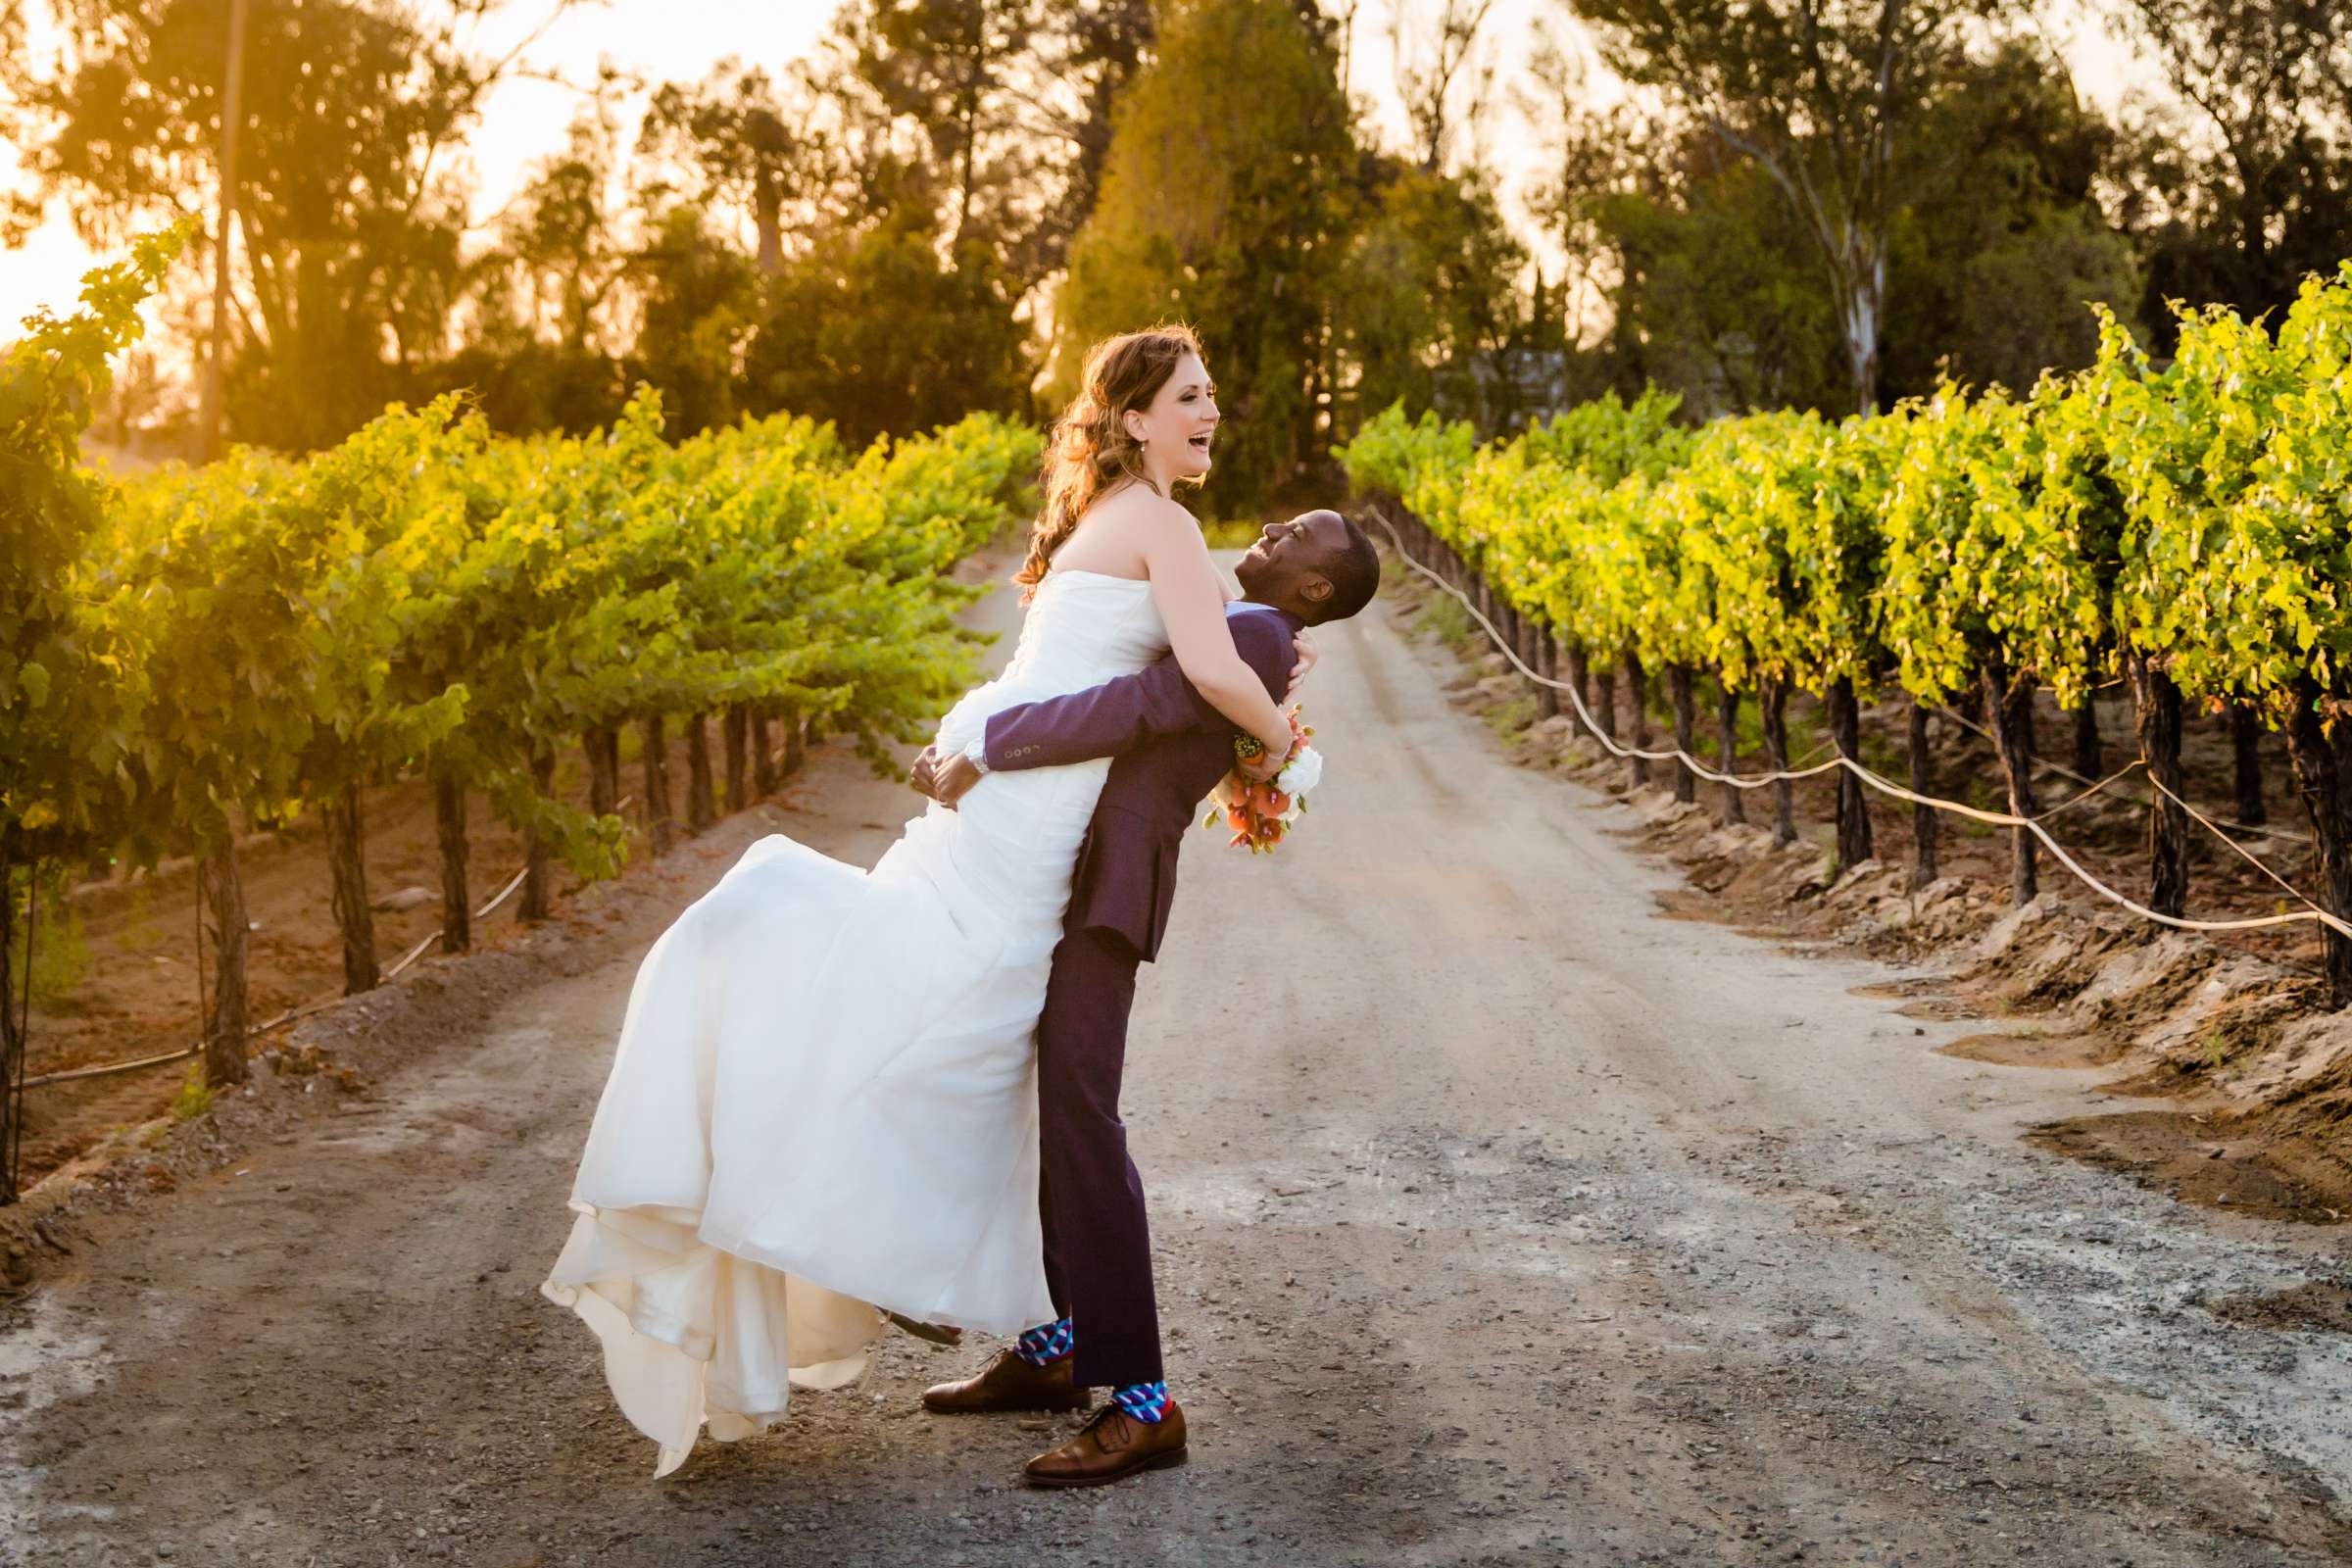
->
[7, 567, 2350, 1567]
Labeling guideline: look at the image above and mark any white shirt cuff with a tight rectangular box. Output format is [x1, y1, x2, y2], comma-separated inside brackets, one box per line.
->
[962, 736, 991, 774]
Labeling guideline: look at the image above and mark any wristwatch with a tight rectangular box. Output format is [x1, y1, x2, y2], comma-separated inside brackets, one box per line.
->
[961, 737, 991, 775]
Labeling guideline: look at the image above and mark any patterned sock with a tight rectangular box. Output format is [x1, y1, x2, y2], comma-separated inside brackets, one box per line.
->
[1112, 1380, 1169, 1423]
[1013, 1317, 1074, 1365]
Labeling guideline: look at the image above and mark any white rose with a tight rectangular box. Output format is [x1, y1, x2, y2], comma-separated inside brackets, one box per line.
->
[1276, 744, 1323, 799]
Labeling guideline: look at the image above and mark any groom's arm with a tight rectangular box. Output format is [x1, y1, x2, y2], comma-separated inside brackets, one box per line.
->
[979, 612, 1293, 772]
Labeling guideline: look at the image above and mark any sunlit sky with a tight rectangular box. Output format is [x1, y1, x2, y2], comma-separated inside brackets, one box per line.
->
[0, 0, 2157, 330]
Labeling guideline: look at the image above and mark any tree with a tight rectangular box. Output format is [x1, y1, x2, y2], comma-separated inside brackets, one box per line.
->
[437, 113, 635, 436]
[1334, 168, 1545, 435]
[2096, 272, 2352, 1004]
[1558, 0, 2003, 414]
[429, 333, 627, 439]
[1553, 38, 2138, 416]
[639, 64, 811, 278]
[106, 450, 317, 1084]
[0, 234, 177, 1198]
[278, 405, 472, 993]
[1022, 0, 1155, 283]
[471, 115, 633, 359]
[1, 0, 569, 451]
[1879, 41, 2142, 398]
[1587, 135, 1851, 416]
[1779, 409, 1909, 870]
[848, 0, 1048, 252]
[1055, 0, 1360, 511]
[635, 25, 1059, 447]
[1391, 0, 1498, 174]
[839, 0, 1162, 286]
[197, 0, 251, 462]
[1519, 38, 1625, 318]
[1880, 384, 2115, 905]
[2108, 0, 2352, 355]
[628, 204, 760, 438]
[743, 203, 1032, 450]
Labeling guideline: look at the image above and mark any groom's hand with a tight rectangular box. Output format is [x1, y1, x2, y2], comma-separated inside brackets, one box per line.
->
[933, 753, 983, 808]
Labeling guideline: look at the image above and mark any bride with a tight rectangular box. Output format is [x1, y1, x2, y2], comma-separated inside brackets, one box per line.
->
[539, 325, 1301, 1475]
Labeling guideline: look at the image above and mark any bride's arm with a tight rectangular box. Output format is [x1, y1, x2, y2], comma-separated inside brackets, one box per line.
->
[1138, 503, 1294, 762]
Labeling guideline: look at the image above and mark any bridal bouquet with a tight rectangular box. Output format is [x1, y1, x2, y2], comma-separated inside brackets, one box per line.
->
[1207, 707, 1324, 854]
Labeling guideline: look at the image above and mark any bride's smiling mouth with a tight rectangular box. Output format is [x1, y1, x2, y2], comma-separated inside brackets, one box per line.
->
[1187, 431, 1214, 459]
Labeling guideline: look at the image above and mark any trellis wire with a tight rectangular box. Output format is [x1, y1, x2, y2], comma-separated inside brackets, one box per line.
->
[23, 860, 532, 1095]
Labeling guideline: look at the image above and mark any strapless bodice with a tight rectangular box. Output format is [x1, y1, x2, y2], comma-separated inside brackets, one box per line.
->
[934, 570, 1168, 753]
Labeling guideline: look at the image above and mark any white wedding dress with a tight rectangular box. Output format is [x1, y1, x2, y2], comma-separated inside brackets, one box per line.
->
[541, 569, 1170, 1475]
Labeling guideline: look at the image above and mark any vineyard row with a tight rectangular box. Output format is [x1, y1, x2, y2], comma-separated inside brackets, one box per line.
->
[3, 241, 1042, 1199]
[1335, 262, 2352, 1006]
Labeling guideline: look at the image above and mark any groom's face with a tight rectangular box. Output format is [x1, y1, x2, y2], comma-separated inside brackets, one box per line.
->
[1236, 510, 1348, 601]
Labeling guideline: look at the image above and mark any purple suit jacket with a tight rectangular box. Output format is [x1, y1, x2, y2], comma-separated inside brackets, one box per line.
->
[982, 601, 1299, 962]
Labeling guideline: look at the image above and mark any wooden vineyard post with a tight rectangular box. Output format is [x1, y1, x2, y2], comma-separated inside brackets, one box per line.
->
[1624, 652, 1652, 787]
[750, 711, 777, 797]
[1, 841, 24, 1204]
[1717, 681, 1745, 825]
[521, 750, 556, 922]
[1981, 658, 2040, 906]
[1827, 676, 1873, 871]
[1907, 701, 1937, 888]
[2285, 679, 2352, 1008]
[2230, 705, 2267, 827]
[685, 714, 717, 832]
[1667, 664, 1698, 804]
[435, 773, 469, 956]
[1562, 643, 1590, 739]
[584, 727, 616, 817]
[321, 780, 378, 994]
[1761, 681, 1798, 849]
[2130, 650, 2189, 919]
[199, 841, 251, 1087]
[782, 706, 806, 778]
[1594, 659, 1618, 754]
[643, 714, 675, 857]
[2072, 698, 2102, 782]
[723, 707, 749, 813]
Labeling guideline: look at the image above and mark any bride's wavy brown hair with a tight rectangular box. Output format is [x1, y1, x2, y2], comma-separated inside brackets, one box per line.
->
[1015, 324, 1207, 600]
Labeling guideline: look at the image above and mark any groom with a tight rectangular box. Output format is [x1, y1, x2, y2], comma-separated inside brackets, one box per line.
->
[907, 509, 1380, 1486]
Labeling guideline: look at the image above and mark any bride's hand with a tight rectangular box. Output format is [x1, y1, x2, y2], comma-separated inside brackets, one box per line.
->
[908, 747, 943, 802]
[1285, 628, 1319, 699]
[1237, 737, 1290, 783]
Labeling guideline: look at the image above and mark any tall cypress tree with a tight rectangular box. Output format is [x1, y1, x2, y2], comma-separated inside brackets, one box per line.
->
[1053, 0, 1359, 513]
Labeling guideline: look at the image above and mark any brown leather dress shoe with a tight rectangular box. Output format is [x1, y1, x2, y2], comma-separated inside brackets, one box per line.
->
[1020, 1401, 1188, 1487]
[922, 1349, 1089, 1414]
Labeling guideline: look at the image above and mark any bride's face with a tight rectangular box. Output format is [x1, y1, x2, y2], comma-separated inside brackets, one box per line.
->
[1122, 353, 1219, 481]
